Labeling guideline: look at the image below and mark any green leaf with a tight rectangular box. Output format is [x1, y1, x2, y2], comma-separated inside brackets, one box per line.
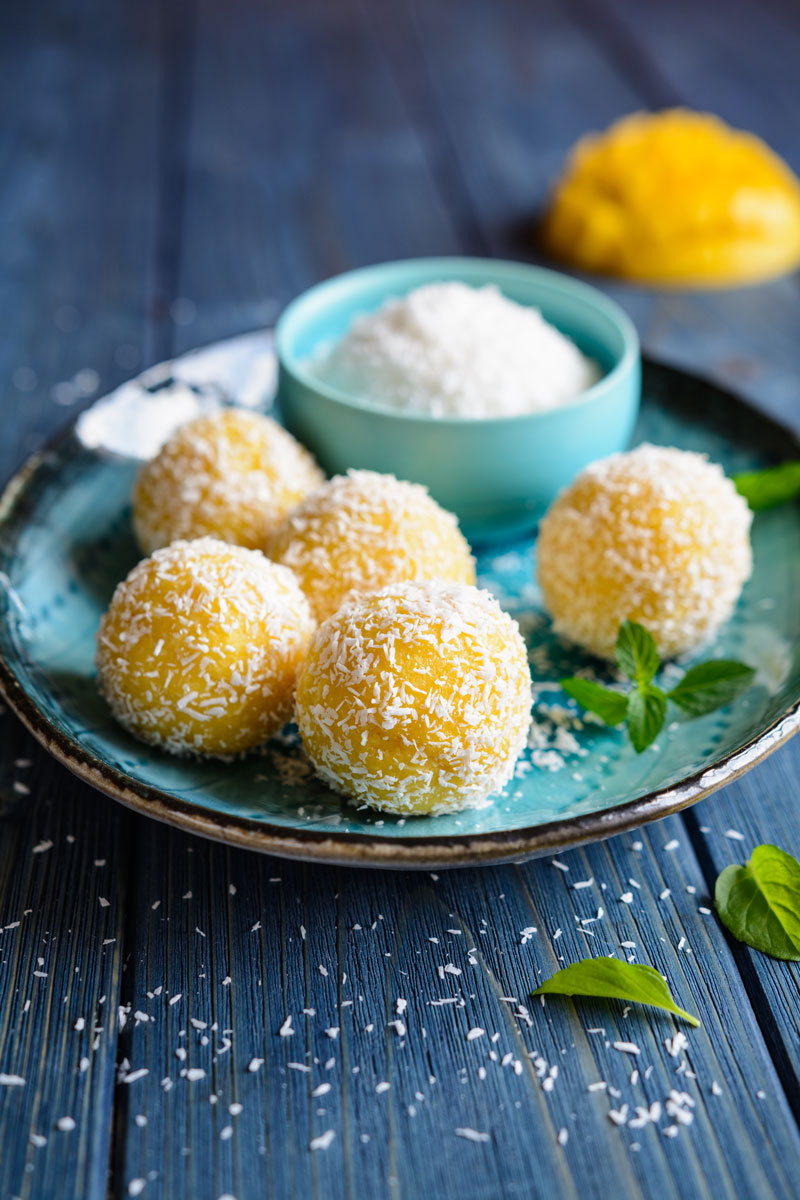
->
[715, 844, 800, 961]
[626, 686, 667, 753]
[532, 957, 700, 1026]
[668, 660, 755, 717]
[561, 678, 628, 726]
[615, 620, 660, 686]
[733, 461, 800, 511]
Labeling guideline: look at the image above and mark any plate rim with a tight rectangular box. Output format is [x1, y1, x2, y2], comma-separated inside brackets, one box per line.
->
[1, 351, 798, 869]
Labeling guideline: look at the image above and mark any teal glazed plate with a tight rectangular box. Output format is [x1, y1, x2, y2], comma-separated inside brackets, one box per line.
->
[0, 333, 798, 868]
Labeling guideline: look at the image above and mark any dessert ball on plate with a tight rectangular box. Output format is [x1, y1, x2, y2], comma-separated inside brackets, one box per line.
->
[96, 537, 314, 757]
[295, 581, 532, 815]
[269, 469, 475, 624]
[132, 408, 324, 554]
[537, 444, 752, 660]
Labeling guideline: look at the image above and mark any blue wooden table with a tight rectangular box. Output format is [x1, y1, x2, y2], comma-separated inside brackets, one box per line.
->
[2, 1, 799, 1196]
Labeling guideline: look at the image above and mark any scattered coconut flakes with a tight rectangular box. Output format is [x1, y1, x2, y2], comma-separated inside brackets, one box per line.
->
[665, 1032, 690, 1059]
[455, 1128, 491, 1143]
[121, 1069, 149, 1084]
[310, 1130, 336, 1151]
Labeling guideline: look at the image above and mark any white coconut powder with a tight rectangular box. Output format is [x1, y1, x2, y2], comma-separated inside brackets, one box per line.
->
[311, 282, 600, 418]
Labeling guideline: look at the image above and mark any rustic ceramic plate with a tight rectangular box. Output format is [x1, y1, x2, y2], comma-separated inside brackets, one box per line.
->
[0, 333, 798, 867]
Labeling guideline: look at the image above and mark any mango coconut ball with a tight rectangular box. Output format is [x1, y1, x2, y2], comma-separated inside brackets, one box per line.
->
[269, 469, 475, 624]
[537, 444, 753, 660]
[295, 581, 533, 815]
[541, 109, 800, 287]
[132, 408, 324, 555]
[96, 537, 314, 757]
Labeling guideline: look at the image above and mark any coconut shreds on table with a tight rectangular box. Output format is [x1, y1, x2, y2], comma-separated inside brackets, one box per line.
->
[296, 581, 533, 815]
[310, 282, 598, 419]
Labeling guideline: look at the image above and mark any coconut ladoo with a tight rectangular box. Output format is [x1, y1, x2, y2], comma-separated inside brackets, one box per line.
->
[537, 444, 753, 660]
[295, 581, 533, 815]
[96, 537, 314, 757]
[132, 408, 324, 554]
[269, 470, 475, 624]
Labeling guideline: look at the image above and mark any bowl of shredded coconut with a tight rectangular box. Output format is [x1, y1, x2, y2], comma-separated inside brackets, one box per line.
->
[276, 258, 640, 542]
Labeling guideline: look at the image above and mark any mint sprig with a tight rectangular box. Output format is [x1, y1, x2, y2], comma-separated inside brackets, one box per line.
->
[561, 620, 755, 753]
[733, 460, 800, 510]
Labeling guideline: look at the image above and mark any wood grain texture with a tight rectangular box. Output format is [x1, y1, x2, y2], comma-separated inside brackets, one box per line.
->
[110, 813, 800, 1200]
[0, 732, 129, 1200]
[0, 0, 160, 1195]
[1, 0, 800, 1197]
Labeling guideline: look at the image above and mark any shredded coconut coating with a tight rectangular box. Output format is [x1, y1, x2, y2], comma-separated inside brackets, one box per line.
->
[311, 283, 599, 418]
[132, 408, 324, 554]
[537, 444, 753, 659]
[96, 537, 314, 757]
[268, 470, 475, 624]
[295, 581, 533, 816]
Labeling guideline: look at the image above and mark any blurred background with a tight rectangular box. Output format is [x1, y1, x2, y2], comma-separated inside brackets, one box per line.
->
[3, 0, 799, 498]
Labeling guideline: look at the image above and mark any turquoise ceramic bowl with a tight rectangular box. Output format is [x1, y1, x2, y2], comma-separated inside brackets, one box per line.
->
[276, 257, 640, 543]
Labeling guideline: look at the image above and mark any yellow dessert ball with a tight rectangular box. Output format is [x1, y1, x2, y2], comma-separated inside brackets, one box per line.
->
[268, 470, 476, 624]
[541, 109, 800, 287]
[131, 408, 324, 554]
[296, 581, 532, 815]
[96, 537, 314, 757]
[537, 444, 753, 660]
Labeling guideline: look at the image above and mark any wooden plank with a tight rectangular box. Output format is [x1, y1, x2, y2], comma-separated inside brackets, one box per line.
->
[0, 0, 164, 486]
[169, 0, 462, 356]
[111, 814, 800, 1199]
[0, 0, 162, 1195]
[0, 731, 129, 1200]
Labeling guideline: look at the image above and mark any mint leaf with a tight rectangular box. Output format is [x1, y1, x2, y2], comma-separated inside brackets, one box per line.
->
[626, 686, 667, 753]
[733, 461, 800, 511]
[561, 678, 628, 726]
[615, 620, 660, 686]
[669, 660, 755, 717]
[715, 844, 800, 961]
[532, 957, 699, 1027]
